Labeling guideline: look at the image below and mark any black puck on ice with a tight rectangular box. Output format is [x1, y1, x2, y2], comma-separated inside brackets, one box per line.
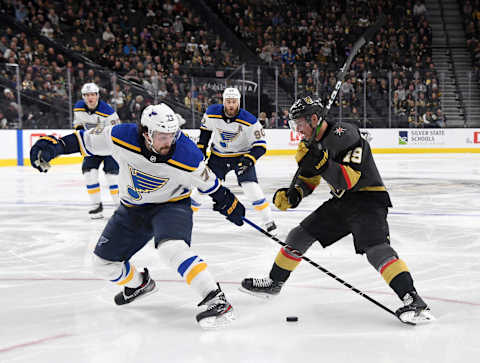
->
[286, 316, 298, 322]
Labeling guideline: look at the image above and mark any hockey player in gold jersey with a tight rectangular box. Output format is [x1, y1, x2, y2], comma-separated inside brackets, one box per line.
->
[240, 96, 434, 325]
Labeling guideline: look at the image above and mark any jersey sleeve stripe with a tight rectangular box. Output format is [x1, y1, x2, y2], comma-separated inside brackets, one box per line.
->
[340, 164, 352, 189]
[74, 130, 88, 156]
[234, 119, 251, 126]
[244, 154, 257, 163]
[208, 115, 223, 119]
[167, 159, 197, 171]
[95, 111, 110, 117]
[198, 178, 220, 194]
[73, 108, 86, 112]
[111, 136, 141, 153]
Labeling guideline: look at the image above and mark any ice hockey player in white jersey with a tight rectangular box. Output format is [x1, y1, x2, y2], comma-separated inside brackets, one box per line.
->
[195, 87, 276, 232]
[29, 103, 246, 329]
[74, 83, 121, 219]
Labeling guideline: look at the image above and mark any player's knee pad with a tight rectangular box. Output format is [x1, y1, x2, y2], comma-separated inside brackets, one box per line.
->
[285, 225, 316, 255]
[365, 243, 399, 271]
[91, 255, 124, 280]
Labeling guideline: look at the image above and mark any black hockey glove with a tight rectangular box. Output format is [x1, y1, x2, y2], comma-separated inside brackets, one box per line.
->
[298, 143, 329, 176]
[210, 186, 245, 226]
[273, 187, 303, 211]
[30, 136, 64, 173]
[236, 156, 254, 176]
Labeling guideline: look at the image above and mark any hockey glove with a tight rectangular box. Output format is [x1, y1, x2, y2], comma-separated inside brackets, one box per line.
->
[298, 143, 329, 176]
[273, 187, 303, 211]
[210, 186, 245, 226]
[30, 136, 64, 173]
[236, 156, 254, 176]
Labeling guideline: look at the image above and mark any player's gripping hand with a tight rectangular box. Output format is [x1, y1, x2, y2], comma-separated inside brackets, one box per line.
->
[30, 136, 63, 172]
[236, 156, 254, 176]
[210, 186, 245, 226]
[298, 143, 329, 176]
[273, 187, 303, 211]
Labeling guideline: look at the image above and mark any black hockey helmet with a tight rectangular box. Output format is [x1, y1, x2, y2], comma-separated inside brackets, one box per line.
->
[288, 96, 324, 121]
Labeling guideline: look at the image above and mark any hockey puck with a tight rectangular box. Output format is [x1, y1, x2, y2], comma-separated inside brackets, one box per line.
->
[286, 316, 298, 322]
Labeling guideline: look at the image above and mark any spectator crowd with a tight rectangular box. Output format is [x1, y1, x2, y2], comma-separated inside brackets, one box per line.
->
[0, 0, 446, 129]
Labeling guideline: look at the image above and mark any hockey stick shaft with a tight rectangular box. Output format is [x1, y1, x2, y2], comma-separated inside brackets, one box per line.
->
[288, 14, 386, 191]
[243, 217, 396, 317]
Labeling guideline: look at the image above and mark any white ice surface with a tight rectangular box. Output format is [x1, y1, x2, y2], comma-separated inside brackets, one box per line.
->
[0, 154, 479, 363]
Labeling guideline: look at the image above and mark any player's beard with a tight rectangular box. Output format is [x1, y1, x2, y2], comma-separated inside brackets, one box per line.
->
[224, 105, 238, 118]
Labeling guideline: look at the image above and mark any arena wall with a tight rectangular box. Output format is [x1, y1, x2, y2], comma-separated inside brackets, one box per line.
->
[1, 128, 480, 167]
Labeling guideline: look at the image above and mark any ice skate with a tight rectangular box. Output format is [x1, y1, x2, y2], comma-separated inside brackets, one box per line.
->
[196, 284, 235, 329]
[114, 268, 157, 305]
[395, 291, 435, 325]
[89, 202, 104, 219]
[240, 277, 283, 299]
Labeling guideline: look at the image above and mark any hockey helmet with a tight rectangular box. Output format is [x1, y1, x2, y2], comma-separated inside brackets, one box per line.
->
[141, 103, 179, 134]
[222, 87, 241, 101]
[81, 82, 99, 95]
[288, 96, 324, 121]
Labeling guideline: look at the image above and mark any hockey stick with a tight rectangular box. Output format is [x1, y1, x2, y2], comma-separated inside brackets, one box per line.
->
[288, 14, 386, 192]
[242, 217, 396, 317]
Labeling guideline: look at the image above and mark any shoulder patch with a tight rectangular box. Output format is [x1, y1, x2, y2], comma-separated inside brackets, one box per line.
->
[111, 124, 141, 153]
[324, 122, 360, 152]
[167, 132, 203, 172]
[234, 109, 257, 126]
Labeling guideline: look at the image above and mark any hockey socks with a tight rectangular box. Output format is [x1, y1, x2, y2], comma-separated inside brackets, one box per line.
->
[378, 258, 415, 299]
[159, 240, 217, 297]
[269, 247, 302, 283]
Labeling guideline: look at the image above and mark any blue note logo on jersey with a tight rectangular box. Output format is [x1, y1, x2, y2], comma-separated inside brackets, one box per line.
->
[127, 165, 169, 200]
[218, 127, 241, 148]
[399, 131, 408, 145]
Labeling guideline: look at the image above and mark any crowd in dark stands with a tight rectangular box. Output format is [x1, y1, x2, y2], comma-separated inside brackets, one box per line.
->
[461, 0, 480, 81]
[0, 0, 446, 129]
[0, 0, 240, 128]
[207, 0, 444, 128]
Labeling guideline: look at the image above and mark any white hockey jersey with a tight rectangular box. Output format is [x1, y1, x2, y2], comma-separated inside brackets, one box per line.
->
[73, 100, 120, 131]
[74, 124, 221, 206]
[199, 104, 266, 157]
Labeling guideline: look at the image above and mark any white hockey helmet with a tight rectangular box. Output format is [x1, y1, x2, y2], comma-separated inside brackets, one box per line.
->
[222, 87, 241, 101]
[141, 103, 179, 134]
[81, 82, 99, 95]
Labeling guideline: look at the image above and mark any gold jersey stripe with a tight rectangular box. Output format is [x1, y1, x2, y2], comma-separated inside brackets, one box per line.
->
[358, 186, 387, 192]
[111, 136, 141, 152]
[167, 159, 197, 171]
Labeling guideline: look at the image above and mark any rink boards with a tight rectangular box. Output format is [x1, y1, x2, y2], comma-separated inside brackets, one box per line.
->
[1, 128, 480, 166]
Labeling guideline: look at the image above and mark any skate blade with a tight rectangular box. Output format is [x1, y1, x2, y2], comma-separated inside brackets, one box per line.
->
[238, 286, 276, 300]
[90, 213, 104, 220]
[197, 310, 235, 330]
[398, 310, 436, 325]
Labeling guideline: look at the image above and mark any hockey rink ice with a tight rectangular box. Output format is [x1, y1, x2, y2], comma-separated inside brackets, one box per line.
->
[0, 153, 479, 363]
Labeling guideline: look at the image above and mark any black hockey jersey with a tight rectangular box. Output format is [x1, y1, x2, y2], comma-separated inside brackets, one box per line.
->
[296, 121, 392, 207]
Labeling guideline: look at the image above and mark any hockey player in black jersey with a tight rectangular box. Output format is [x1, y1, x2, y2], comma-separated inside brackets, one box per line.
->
[240, 96, 434, 325]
